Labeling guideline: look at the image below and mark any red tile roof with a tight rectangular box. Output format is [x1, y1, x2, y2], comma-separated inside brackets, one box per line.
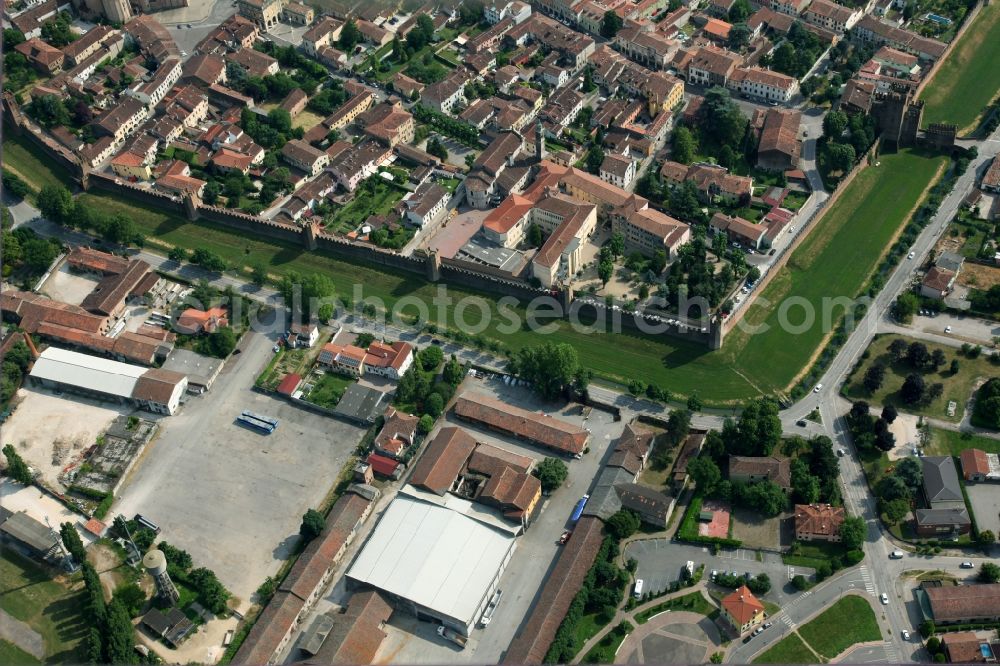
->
[276, 373, 301, 396]
[960, 448, 990, 478]
[722, 585, 765, 625]
[309, 590, 393, 664]
[794, 503, 845, 537]
[926, 584, 1000, 623]
[409, 426, 477, 494]
[367, 452, 403, 477]
[453, 392, 589, 454]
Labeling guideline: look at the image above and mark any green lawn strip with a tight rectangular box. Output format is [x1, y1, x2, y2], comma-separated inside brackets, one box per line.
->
[844, 333, 992, 423]
[796, 595, 881, 659]
[920, 2, 1000, 130]
[0, 640, 41, 666]
[753, 632, 819, 664]
[0, 551, 89, 662]
[325, 180, 407, 232]
[781, 541, 850, 568]
[927, 427, 1000, 455]
[727, 150, 948, 396]
[634, 591, 717, 624]
[77, 192, 761, 404]
[2, 130, 76, 196]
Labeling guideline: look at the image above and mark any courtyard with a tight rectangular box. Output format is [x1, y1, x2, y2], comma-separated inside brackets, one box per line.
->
[618, 610, 723, 664]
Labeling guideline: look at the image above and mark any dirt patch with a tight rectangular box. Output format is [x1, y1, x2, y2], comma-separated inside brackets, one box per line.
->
[887, 413, 921, 460]
[731, 506, 782, 549]
[3, 388, 130, 491]
[956, 262, 1000, 290]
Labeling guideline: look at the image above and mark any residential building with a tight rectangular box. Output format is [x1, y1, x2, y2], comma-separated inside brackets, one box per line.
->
[279, 88, 308, 117]
[281, 1, 312, 25]
[600, 152, 636, 190]
[93, 97, 148, 143]
[328, 140, 392, 192]
[757, 108, 802, 170]
[794, 503, 845, 541]
[318, 343, 368, 376]
[111, 152, 152, 180]
[453, 392, 589, 455]
[710, 212, 768, 250]
[402, 181, 450, 227]
[728, 455, 791, 488]
[302, 16, 343, 56]
[661, 161, 753, 204]
[176, 307, 229, 334]
[916, 456, 972, 536]
[238, 0, 283, 30]
[733, 67, 799, 103]
[941, 632, 997, 663]
[281, 139, 330, 176]
[421, 72, 468, 115]
[959, 448, 1000, 482]
[485, 0, 531, 24]
[686, 45, 742, 87]
[356, 19, 391, 47]
[357, 102, 414, 147]
[982, 156, 1000, 194]
[181, 54, 226, 87]
[363, 341, 414, 381]
[126, 57, 182, 106]
[918, 584, 1000, 625]
[852, 15, 947, 61]
[225, 48, 279, 77]
[721, 586, 766, 635]
[920, 266, 957, 300]
[287, 322, 318, 348]
[770, 0, 811, 15]
[155, 160, 206, 198]
[62, 25, 119, 67]
[373, 407, 419, 459]
[802, 0, 860, 31]
[14, 38, 64, 74]
[614, 26, 679, 70]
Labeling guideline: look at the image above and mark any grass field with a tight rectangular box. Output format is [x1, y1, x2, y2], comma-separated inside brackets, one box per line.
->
[634, 591, 717, 624]
[752, 632, 818, 664]
[0, 640, 41, 665]
[920, 2, 1000, 130]
[2, 130, 76, 197]
[75, 149, 946, 404]
[844, 333, 992, 422]
[305, 372, 353, 408]
[927, 427, 1000, 455]
[325, 179, 407, 234]
[292, 109, 325, 131]
[796, 595, 881, 658]
[0, 551, 89, 663]
[722, 150, 947, 396]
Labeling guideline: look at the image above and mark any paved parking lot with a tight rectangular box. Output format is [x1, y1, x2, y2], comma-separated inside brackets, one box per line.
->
[618, 611, 722, 664]
[966, 482, 1000, 536]
[625, 540, 812, 608]
[283, 377, 626, 664]
[115, 330, 366, 607]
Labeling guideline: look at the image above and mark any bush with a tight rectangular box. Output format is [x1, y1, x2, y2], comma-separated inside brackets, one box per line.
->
[792, 574, 810, 591]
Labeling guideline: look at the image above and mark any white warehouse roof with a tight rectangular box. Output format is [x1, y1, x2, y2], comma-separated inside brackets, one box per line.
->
[346, 495, 516, 627]
[30, 346, 147, 398]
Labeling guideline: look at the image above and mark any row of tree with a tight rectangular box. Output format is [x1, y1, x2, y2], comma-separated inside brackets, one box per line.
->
[37, 185, 143, 247]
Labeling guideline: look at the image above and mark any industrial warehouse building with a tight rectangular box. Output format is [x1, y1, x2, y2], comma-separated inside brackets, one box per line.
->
[28, 347, 188, 415]
[346, 490, 517, 635]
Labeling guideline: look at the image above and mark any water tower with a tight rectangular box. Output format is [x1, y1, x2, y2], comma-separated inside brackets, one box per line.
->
[143, 549, 179, 604]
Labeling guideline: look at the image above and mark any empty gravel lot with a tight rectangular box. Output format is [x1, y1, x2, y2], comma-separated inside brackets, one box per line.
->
[114, 330, 366, 608]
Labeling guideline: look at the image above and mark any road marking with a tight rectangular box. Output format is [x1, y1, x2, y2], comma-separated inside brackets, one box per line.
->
[787, 566, 795, 581]
[781, 615, 796, 630]
[860, 566, 877, 596]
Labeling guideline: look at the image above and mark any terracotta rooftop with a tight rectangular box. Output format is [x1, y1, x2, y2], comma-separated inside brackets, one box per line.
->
[722, 585, 765, 625]
[959, 448, 991, 478]
[794, 503, 845, 537]
[925, 584, 1000, 623]
[408, 426, 478, 494]
[728, 455, 791, 488]
[453, 392, 589, 454]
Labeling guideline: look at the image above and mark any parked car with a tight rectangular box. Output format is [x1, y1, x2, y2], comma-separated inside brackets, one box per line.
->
[890, 550, 904, 559]
[880, 593, 889, 605]
[813, 384, 823, 393]
[908, 251, 915, 259]
[902, 630, 910, 640]
[960, 561, 974, 568]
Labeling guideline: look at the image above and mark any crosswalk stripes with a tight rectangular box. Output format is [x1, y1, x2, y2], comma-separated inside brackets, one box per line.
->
[884, 641, 901, 662]
[860, 566, 877, 596]
[781, 615, 796, 630]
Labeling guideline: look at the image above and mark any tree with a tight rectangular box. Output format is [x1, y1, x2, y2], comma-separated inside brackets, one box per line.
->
[299, 509, 325, 542]
[881, 404, 897, 424]
[85, 626, 103, 664]
[930, 349, 947, 369]
[882, 498, 910, 525]
[901, 373, 926, 404]
[950, 358, 960, 375]
[822, 110, 849, 139]
[605, 509, 641, 539]
[728, 397, 782, 456]
[2, 444, 33, 485]
[672, 126, 697, 164]
[528, 223, 544, 248]
[112, 582, 147, 617]
[425, 392, 444, 417]
[586, 145, 605, 174]
[873, 417, 895, 452]
[863, 363, 886, 392]
[876, 474, 910, 502]
[792, 574, 809, 591]
[747, 573, 770, 595]
[825, 142, 856, 172]
[973, 378, 1000, 428]
[534, 457, 569, 493]
[598, 259, 614, 285]
[687, 456, 721, 494]
[251, 261, 268, 286]
[103, 597, 139, 664]
[419, 345, 444, 371]
[791, 459, 820, 504]
[600, 10, 624, 37]
[37, 184, 73, 223]
[339, 19, 362, 50]
[729, 0, 752, 21]
[168, 246, 188, 262]
[442, 355, 464, 386]
[203, 327, 237, 358]
[700, 87, 746, 149]
[743, 481, 786, 516]
[687, 394, 703, 412]
[906, 341, 930, 368]
[839, 515, 866, 549]
[608, 233, 625, 259]
[60, 522, 86, 563]
[888, 338, 909, 362]
[979, 562, 1000, 583]
[28, 94, 70, 127]
[976, 529, 996, 547]
[920, 620, 936, 638]
[894, 457, 923, 492]
[728, 22, 751, 50]
[894, 292, 919, 323]
[418, 414, 435, 434]
[188, 567, 229, 614]
[508, 342, 581, 400]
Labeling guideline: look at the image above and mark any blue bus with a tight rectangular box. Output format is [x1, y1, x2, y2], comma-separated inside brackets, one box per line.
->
[238, 411, 277, 433]
[570, 494, 590, 523]
[242, 411, 278, 428]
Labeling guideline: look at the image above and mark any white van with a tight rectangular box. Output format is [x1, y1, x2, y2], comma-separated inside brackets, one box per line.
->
[633, 579, 644, 599]
[890, 550, 904, 559]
